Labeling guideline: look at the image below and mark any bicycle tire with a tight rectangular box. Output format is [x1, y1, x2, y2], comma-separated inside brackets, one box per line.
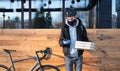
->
[0, 64, 10, 71]
[36, 65, 60, 71]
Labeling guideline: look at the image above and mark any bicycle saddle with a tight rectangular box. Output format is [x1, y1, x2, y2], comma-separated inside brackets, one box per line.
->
[3, 49, 16, 53]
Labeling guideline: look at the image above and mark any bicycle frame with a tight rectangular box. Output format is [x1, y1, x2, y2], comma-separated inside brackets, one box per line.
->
[9, 53, 39, 71]
[4, 49, 47, 71]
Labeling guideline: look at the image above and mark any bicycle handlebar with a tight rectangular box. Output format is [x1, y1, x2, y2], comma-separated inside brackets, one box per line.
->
[35, 47, 52, 60]
[36, 47, 52, 54]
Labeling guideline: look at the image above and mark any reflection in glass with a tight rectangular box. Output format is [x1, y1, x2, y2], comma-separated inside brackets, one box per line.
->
[0, 0, 96, 29]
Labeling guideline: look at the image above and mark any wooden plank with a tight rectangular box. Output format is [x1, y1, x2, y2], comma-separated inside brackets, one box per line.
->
[0, 40, 55, 46]
[0, 29, 35, 35]
[100, 65, 120, 71]
[83, 50, 106, 58]
[0, 40, 21, 46]
[101, 58, 120, 65]
[89, 34, 120, 41]
[97, 46, 120, 52]
[0, 29, 119, 35]
[0, 29, 61, 35]
[95, 29, 120, 35]
[35, 29, 61, 34]
[0, 34, 47, 40]
[94, 40, 120, 47]
[104, 52, 120, 58]
[47, 34, 60, 39]
[83, 57, 101, 64]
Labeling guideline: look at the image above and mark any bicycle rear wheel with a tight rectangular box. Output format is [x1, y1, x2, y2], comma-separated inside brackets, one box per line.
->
[36, 65, 60, 71]
[0, 64, 10, 71]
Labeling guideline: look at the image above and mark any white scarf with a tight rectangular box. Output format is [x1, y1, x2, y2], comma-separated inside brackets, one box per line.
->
[65, 19, 79, 27]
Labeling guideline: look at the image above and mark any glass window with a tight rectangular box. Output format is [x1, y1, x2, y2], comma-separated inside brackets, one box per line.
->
[0, 0, 96, 29]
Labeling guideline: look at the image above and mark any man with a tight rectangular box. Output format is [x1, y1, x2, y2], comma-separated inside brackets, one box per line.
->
[59, 8, 89, 71]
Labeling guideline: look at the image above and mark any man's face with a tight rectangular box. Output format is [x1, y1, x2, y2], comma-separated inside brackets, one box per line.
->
[66, 16, 76, 22]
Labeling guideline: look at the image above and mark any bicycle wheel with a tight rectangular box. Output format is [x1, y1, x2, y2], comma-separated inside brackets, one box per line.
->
[36, 65, 60, 71]
[0, 64, 10, 71]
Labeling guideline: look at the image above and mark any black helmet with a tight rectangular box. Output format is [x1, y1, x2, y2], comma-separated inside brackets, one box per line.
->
[65, 8, 76, 17]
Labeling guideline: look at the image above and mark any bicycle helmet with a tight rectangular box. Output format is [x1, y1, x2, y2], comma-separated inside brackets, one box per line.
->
[65, 8, 76, 17]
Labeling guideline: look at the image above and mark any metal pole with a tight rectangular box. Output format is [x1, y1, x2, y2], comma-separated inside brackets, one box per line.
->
[3, 12, 5, 28]
[21, 0, 24, 28]
[29, 0, 32, 28]
[62, 0, 65, 26]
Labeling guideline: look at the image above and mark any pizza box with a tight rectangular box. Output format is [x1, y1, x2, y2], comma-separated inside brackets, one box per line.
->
[75, 41, 95, 50]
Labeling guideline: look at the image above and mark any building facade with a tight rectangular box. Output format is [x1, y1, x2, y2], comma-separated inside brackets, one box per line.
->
[116, 0, 120, 28]
[96, 0, 112, 28]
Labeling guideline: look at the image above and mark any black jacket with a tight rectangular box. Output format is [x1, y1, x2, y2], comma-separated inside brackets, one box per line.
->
[59, 18, 89, 57]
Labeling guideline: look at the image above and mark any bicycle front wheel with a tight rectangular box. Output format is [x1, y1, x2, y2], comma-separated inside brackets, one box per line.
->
[36, 65, 60, 71]
[0, 64, 10, 71]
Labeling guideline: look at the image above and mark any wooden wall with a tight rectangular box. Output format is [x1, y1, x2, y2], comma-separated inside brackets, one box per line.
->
[0, 29, 120, 71]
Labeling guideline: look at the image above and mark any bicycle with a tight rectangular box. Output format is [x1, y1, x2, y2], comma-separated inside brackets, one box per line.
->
[0, 47, 60, 71]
